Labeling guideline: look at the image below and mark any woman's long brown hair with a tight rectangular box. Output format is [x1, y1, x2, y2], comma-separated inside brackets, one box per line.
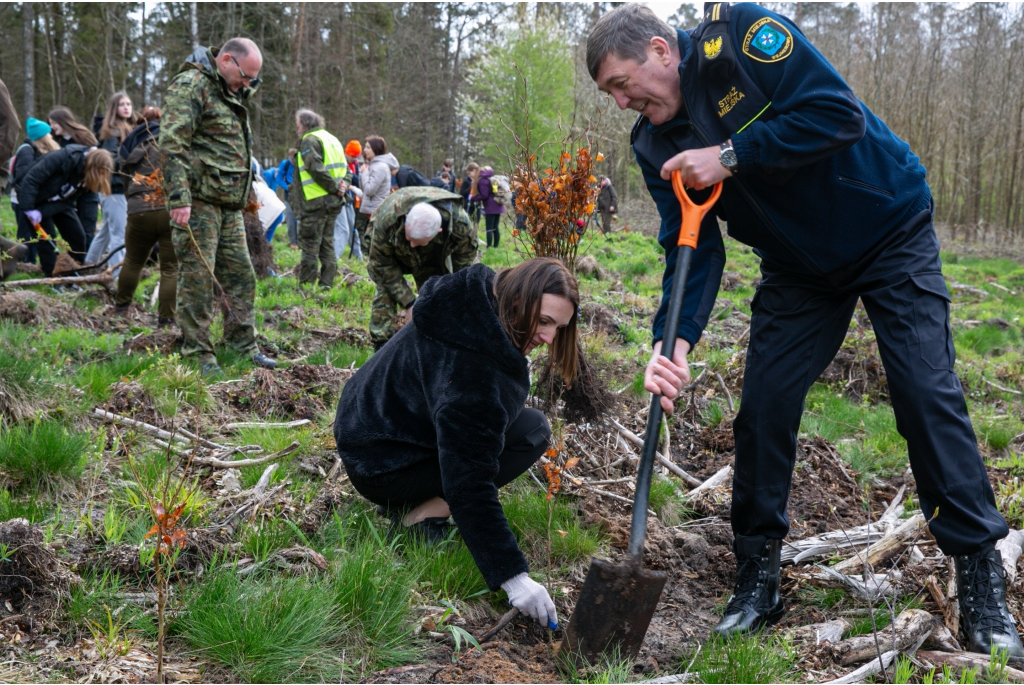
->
[494, 257, 580, 383]
[83, 149, 113, 195]
[47, 107, 98, 146]
[99, 92, 138, 142]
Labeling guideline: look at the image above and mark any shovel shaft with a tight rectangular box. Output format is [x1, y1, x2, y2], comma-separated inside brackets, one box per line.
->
[629, 244, 693, 556]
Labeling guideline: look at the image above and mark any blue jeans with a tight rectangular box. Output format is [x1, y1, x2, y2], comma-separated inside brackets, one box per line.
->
[333, 203, 361, 260]
[87, 193, 127, 276]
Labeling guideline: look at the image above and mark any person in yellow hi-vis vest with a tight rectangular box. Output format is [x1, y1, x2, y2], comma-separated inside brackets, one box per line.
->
[290, 108, 350, 288]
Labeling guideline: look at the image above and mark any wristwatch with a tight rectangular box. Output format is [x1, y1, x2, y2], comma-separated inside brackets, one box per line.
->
[719, 141, 739, 175]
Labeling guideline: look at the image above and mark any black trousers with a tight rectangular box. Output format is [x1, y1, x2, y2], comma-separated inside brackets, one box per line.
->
[27, 206, 88, 276]
[77, 191, 99, 248]
[485, 213, 501, 247]
[347, 407, 551, 511]
[732, 208, 1008, 556]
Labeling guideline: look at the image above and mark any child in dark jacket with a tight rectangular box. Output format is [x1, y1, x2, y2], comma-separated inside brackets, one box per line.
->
[17, 145, 113, 275]
[335, 258, 580, 630]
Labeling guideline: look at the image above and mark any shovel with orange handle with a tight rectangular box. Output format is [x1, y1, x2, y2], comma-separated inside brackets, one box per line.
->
[559, 172, 722, 665]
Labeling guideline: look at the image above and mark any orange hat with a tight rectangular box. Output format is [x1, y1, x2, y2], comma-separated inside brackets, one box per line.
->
[345, 140, 362, 157]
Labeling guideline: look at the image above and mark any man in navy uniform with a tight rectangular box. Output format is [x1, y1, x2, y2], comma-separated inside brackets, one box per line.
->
[587, 2, 1023, 654]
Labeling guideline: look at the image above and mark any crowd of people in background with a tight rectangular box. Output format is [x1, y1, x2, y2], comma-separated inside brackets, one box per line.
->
[0, 37, 623, 373]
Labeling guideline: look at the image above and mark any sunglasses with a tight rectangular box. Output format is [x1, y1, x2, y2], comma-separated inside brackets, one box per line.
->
[228, 54, 261, 88]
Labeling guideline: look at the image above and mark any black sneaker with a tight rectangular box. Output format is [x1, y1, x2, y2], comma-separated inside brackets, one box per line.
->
[253, 352, 278, 369]
[113, 303, 130, 316]
[158, 317, 175, 328]
[713, 535, 786, 638]
[956, 546, 1024, 657]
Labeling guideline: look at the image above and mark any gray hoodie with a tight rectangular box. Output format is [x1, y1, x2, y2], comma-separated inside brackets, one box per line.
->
[360, 152, 399, 215]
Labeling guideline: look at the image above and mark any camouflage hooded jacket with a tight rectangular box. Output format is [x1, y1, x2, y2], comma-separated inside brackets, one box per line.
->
[368, 187, 478, 308]
[159, 46, 254, 212]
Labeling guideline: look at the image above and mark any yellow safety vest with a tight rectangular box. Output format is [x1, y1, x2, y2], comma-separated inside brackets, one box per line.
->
[297, 129, 346, 201]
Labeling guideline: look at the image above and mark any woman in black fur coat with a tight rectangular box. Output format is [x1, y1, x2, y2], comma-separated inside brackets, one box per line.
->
[334, 257, 579, 630]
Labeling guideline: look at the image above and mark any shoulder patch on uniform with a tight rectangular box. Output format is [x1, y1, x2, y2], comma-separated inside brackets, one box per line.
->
[742, 17, 794, 63]
[703, 36, 723, 60]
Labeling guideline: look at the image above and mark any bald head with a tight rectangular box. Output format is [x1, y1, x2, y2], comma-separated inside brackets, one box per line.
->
[216, 37, 263, 94]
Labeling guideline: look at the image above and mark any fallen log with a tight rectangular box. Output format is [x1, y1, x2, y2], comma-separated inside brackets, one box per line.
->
[996, 529, 1024, 582]
[784, 618, 849, 646]
[609, 418, 701, 487]
[832, 608, 935, 665]
[923, 622, 961, 652]
[682, 465, 732, 500]
[1, 272, 115, 289]
[916, 650, 1024, 682]
[222, 419, 312, 431]
[191, 441, 299, 469]
[782, 488, 907, 565]
[815, 565, 896, 603]
[832, 512, 926, 574]
[822, 650, 898, 685]
[92, 409, 192, 446]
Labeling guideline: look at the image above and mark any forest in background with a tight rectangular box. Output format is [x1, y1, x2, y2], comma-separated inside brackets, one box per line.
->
[1, 2, 1023, 240]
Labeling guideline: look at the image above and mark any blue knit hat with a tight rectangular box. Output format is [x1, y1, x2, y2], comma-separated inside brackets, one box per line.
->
[26, 118, 51, 141]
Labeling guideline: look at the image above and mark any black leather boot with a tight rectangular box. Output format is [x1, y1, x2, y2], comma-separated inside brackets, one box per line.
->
[713, 535, 786, 638]
[956, 546, 1024, 657]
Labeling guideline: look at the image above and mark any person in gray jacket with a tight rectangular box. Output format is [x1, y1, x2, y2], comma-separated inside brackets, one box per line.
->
[355, 135, 398, 254]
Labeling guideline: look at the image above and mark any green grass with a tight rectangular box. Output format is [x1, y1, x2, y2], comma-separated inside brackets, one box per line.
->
[502, 485, 603, 567]
[65, 570, 155, 639]
[682, 632, 797, 683]
[74, 354, 159, 404]
[800, 386, 907, 477]
[0, 420, 93, 487]
[0, 489, 53, 523]
[175, 568, 348, 683]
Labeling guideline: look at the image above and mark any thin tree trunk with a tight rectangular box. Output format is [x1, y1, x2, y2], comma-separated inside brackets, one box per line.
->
[190, 2, 198, 50]
[22, 2, 34, 118]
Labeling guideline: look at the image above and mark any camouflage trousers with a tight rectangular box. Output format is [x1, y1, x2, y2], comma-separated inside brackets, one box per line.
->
[297, 207, 340, 288]
[369, 272, 428, 346]
[171, 200, 258, 362]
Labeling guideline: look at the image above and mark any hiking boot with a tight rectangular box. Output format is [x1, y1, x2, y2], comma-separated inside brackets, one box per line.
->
[1, 243, 27, 280]
[252, 352, 278, 369]
[956, 546, 1024, 658]
[713, 535, 786, 638]
[200, 360, 223, 377]
[113, 302, 130, 317]
[158, 317, 175, 328]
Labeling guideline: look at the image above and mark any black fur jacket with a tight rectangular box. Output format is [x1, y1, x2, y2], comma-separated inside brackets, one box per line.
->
[334, 263, 530, 589]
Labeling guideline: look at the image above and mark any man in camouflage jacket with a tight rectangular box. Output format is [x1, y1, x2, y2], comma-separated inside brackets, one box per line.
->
[367, 186, 478, 348]
[160, 37, 276, 375]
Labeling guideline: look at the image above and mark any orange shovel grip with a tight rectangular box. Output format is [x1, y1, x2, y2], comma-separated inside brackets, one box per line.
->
[32, 221, 52, 241]
[671, 171, 722, 249]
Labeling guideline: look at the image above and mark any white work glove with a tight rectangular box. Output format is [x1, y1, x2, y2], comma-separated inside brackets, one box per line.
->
[24, 209, 42, 225]
[349, 186, 363, 198]
[501, 572, 558, 630]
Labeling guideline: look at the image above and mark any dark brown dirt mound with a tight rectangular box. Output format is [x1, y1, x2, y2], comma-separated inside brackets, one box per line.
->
[104, 380, 162, 426]
[431, 642, 560, 683]
[820, 339, 888, 402]
[217, 364, 354, 420]
[580, 302, 623, 339]
[534, 348, 616, 425]
[244, 196, 277, 278]
[0, 520, 80, 609]
[0, 291, 92, 328]
[123, 329, 182, 355]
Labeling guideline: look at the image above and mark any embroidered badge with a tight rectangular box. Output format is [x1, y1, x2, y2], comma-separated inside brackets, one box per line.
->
[703, 36, 723, 60]
[742, 17, 794, 63]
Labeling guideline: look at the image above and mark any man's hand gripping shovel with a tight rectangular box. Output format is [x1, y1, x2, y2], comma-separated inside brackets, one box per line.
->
[559, 172, 722, 666]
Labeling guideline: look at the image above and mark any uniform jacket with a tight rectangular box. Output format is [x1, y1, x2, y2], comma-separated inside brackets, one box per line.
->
[290, 131, 347, 215]
[119, 121, 166, 216]
[476, 168, 505, 215]
[16, 144, 90, 213]
[367, 186, 478, 309]
[635, 3, 931, 347]
[597, 181, 618, 212]
[334, 263, 531, 590]
[0, 79, 20, 190]
[359, 153, 397, 216]
[159, 46, 254, 211]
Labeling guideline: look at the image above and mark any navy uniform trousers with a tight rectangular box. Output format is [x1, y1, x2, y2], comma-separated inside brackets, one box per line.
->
[732, 205, 1008, 556]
